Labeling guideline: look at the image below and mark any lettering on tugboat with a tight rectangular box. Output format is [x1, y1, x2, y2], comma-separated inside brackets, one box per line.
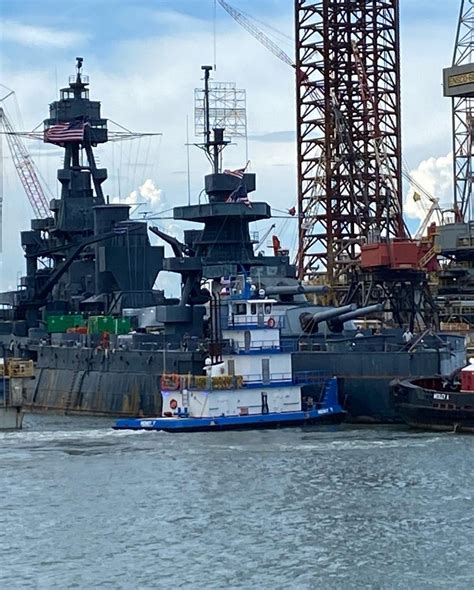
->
[140, 420, 155, 427]
[433, 393, 450, 401]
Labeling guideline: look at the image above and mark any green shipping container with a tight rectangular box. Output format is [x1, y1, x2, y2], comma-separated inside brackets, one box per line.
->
[46, 314, 84, 333]
[114, 318, 131, 335]
[87, 315, 115, 334]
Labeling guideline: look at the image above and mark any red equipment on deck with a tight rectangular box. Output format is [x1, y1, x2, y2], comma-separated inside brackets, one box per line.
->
[361, 238, 439, 273]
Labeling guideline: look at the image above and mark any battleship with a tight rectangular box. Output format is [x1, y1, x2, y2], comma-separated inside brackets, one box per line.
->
[0, 60, 466, 422]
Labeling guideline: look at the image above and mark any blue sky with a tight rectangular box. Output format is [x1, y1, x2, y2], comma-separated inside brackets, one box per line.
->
[0, 0, 463, 291]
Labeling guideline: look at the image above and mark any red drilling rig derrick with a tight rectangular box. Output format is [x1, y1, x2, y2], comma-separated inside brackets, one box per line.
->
[295, 0, 403, 286]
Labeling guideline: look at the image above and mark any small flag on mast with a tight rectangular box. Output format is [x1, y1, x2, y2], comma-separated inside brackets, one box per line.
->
[224, 162, 251, 207]
[44, 118, 89, 145]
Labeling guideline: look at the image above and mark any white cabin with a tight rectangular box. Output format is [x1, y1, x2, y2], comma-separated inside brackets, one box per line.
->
[160, 295, 326, 418]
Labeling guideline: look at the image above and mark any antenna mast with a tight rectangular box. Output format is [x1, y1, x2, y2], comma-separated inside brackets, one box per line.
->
[194, 66, 246, 175]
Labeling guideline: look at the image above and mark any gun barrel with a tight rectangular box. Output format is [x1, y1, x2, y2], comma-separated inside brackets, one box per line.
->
[312, 304, 356, 324]
[338, 304, 384, 323]
[264, 285, 329, 296]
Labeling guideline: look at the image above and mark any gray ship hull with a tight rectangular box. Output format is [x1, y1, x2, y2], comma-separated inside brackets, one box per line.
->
[293, 349, 459, 423]
[24, 346, 204, 417]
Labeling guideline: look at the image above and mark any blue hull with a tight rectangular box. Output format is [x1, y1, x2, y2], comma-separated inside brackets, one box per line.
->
[113, 408, 346, 432]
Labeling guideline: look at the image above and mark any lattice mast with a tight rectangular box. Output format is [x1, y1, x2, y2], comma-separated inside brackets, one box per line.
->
[295, 0, 403, 283]
[444, 0, 474, 220]
[194, 66, 247, 174]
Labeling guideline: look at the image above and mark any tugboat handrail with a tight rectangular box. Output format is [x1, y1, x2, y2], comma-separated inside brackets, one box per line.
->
[233, 340, 280, 353]
[226, 315, 284, 328]
[161, 370, 330, 391]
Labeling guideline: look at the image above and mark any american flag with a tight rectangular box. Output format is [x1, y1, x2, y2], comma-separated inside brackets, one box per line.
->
[44, 119, 88, 145]
[223, 167, 246, 179]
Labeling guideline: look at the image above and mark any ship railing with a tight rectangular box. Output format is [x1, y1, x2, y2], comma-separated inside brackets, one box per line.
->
[243, 372, 293, 385]
[69, 74, 90, 84]
[161, 370, 330, 392]
[233, 340, 281, 353]
[293, 370, 330, 385]
[236, 370, 329, 386]
[224, 315, 285, 329]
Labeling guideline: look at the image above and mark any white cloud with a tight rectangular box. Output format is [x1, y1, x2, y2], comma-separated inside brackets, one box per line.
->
[115, 178, 166, 213]
[1, 20, 87, 48]
[404, 152, 453, 221]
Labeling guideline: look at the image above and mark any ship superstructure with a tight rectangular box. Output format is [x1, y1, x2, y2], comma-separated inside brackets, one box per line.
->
[0, 58, 163, 329]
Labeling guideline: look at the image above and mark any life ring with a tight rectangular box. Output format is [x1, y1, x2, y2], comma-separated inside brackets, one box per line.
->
[160, 373, 180, 390]
[169, 399, 178, 410]
[267, 317, 276, 328]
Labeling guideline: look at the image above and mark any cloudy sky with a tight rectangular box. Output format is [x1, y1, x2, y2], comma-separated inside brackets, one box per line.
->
[0, 0, 460, 292]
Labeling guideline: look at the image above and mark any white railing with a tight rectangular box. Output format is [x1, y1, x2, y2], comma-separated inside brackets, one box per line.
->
[226, 315, 284, 328]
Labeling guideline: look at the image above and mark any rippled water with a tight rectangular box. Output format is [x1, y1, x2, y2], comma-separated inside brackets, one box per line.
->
[0, 415, 473, 589]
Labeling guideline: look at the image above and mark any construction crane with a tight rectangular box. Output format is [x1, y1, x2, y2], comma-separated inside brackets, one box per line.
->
[216, 0, 294, 68]
[0, 103, 51, 221]
[414, 194, 441, 240]
[255, 223, 276, 250]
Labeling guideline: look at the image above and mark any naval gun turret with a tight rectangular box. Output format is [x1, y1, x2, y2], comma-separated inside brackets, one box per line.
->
[297, 303, 384, 335]
[299, 304, 356, 335]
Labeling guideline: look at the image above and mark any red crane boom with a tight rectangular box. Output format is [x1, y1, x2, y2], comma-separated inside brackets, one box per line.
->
[0, 107, 51, 220]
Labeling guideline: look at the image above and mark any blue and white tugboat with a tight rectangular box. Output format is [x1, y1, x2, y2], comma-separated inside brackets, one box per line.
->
[114, 279, 346, 432]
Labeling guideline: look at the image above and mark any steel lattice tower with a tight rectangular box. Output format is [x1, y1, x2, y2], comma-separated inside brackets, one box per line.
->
[446, 0, 474, 221]
[295, 0, 403, 284]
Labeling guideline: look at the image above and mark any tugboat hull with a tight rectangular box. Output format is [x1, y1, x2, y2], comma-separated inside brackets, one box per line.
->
[293, 348, 458, 423]
[391, 378, 474, 433]
[114, 408, 345, 433]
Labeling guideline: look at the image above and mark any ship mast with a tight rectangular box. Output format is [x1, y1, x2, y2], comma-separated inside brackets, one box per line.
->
[198, 65, 230, 175]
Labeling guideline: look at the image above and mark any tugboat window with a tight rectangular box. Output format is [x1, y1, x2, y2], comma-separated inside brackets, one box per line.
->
[235, 303, 246, 315]
[250, 303, 257, 315]
[264, 303, 272, 314]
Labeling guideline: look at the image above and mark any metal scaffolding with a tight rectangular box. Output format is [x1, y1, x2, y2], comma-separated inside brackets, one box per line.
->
[449, 0, 474, 220]
[295, 0, 403, 284]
